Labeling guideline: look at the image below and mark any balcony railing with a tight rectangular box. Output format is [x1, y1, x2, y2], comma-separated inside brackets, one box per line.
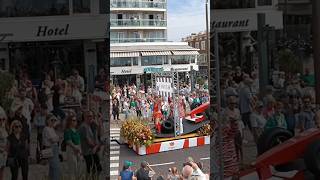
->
[110, 19, 167, 27]
[111, 37, 166, 43]
[111, 1, 166, 9]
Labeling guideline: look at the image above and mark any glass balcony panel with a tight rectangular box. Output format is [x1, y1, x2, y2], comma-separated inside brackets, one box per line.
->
[110, 38, 166, 43]
[110, 1, 166, 9]
[110, 19, 166, 27]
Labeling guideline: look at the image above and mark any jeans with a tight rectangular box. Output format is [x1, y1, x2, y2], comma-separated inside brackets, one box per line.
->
[124, 109, 129, 119]
[10, 158, 28, 180]
[84, 153, 102, 177]
[48, 144, 60, 180]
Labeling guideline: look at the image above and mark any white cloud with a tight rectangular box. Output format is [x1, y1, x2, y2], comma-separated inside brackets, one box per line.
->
[167, 0, 208, 41]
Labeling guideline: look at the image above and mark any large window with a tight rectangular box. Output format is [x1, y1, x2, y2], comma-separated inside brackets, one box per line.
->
[257, 0, 272, 6]
[214, 0, 255, 9]
[171, 55, 195, 65]
[0, 0, 69, 17]
[201, 41, 206, 50]
[73, 0, 90, 13]
[141, 56, 162, 66]
[111, 57, 131, 67]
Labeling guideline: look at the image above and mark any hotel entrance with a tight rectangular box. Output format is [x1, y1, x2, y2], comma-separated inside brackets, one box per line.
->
[8, 40, 85, 83]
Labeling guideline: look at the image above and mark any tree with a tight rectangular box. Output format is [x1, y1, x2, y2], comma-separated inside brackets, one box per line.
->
[0, 72, 14, 112]
[278, 48, 302, 74]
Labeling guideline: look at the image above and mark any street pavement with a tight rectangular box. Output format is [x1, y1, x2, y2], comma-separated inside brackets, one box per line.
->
[110, 114, 210, 180]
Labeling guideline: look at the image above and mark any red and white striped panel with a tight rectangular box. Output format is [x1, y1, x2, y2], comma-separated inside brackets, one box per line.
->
[132, 136, 210, 155]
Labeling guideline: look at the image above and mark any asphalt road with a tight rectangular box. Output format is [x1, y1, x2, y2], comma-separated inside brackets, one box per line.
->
[118, 144, 210, 179]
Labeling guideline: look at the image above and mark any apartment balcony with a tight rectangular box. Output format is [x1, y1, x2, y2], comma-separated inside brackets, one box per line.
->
[111, 1, 166, 11]
[110, 19, 167, 29]
[278, 0, 310, 4]
[111, 37, 166, 43]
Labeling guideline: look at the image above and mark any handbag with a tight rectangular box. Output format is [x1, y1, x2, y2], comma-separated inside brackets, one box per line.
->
[40, 148, 53, 159]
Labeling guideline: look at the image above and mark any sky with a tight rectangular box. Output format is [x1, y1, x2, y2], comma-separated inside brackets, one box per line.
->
[167, 0, 208, 42]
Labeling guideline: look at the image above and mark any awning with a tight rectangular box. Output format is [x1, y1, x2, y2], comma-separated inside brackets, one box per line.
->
[110, 52, 140, 58]
[171, 51, 199, 55]
[141, 51, 172, 56]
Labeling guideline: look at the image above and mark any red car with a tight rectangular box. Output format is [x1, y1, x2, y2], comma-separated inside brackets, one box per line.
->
[235, 128, 320, 179]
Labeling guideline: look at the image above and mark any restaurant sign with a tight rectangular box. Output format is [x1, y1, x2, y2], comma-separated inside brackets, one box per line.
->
[144, 67, 164, 73]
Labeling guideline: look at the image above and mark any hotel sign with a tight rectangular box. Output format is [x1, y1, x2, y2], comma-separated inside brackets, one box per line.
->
[212, 9, 283, 32]
[0, 16, 107, 42]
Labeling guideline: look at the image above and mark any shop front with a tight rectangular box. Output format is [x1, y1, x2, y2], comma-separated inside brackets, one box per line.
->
[0, 15, 107, 89]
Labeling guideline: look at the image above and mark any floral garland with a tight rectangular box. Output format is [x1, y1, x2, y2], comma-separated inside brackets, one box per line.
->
[121, 117, 154, 147]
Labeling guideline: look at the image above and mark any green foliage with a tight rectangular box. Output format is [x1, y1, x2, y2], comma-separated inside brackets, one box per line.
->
[278, 49, 302, 74]
[197, 77, 205, 86]
[0, 72, 14, 111]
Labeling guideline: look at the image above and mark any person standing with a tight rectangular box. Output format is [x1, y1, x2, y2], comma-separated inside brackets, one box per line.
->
[64, 114, 82, 178]
[7, 120, 29, 180]
[264, 102, 287, 131]
[112, 99, 120, 121]
[135, 161, 155, 180]
[10, 88, 34, 134]
[119, 161, 136, 180]
[298, 96, 316, 133]
[250, 102, 266, 144]
[0, 107, 8, 180]
[223, 95, 243, 166]
[42, 114, 61, 180]
[79, 111, 102, 178]
[238, 78, 254, 132]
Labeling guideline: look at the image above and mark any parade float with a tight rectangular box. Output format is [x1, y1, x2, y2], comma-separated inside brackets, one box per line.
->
[119, 69, 212, 155]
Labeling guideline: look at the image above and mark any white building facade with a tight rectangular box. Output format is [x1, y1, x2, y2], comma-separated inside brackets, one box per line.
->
[0, 0, 107, 88]
[110, 0, 167, 43]
[110, 0, 200, 86]
[110, 42, 199, 85]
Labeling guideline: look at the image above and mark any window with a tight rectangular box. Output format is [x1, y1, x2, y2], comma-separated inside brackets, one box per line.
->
[73, 0, 90, 13]
[171, 55, 192, 65]
[214, 0, 255, 9]
[201, 41, 206, 50]
[163, 56, 169, 64]
[257, 0, 272, 6]
[141, 56, 162, 66]
[195, 42, 200, 49]
[133, 58, 138, 66]
[111, 58, 131, 67]
[0, 0, 69, 17]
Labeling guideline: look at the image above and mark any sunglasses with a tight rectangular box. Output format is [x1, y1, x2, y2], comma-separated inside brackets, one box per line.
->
[14, 125, 22, 129]
[0, 118, 5, 121]
[72, 119, 77, 122]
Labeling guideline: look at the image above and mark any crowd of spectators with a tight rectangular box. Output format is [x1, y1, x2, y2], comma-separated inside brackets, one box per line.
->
[0, 66, 108, 180]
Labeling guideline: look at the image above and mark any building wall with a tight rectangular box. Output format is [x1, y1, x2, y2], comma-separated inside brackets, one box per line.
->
[110, 0, 167, 43]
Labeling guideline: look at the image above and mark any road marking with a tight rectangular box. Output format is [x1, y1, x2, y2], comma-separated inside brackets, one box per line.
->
[149, 162, 175, 167]
[111, 128, 121, 131]
[110, 150, 120, 155]
[200, 157, 210, 160]
[110, 171, 118, 176]
[110, 163, 119, 168]
[110, 156, 119, 161]
[110, 143, 119, 146]
[110, 134, 120, 137]
[110, 146, 120, 150]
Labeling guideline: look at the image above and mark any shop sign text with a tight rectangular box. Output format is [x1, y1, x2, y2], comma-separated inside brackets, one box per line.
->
[37, 24, 69, 37]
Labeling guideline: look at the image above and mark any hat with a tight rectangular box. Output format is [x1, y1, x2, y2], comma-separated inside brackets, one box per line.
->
[124, 160, 133, 167]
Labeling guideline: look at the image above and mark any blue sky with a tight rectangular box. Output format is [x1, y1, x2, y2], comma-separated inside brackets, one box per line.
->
[167, 0, 208, 41]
